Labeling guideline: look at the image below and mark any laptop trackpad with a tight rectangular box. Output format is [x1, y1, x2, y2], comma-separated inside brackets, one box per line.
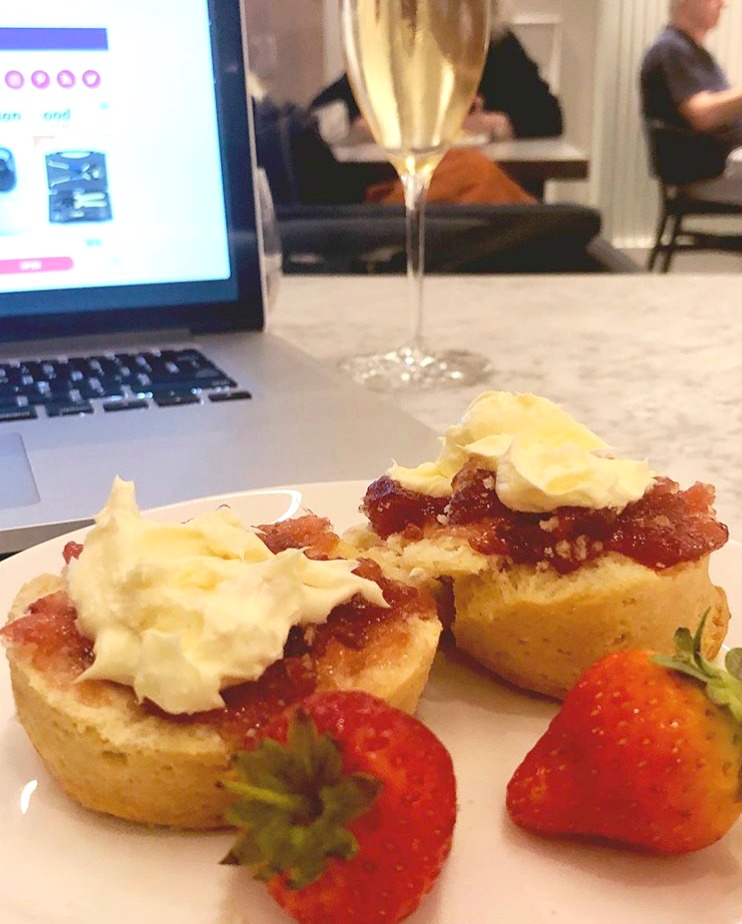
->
[0, 434, 40, 508]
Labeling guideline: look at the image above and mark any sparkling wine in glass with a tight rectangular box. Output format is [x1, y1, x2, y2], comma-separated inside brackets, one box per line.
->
[338, 0, 491, 389]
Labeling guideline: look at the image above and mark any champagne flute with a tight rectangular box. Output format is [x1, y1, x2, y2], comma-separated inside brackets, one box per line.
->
[337, 0, 492, 389]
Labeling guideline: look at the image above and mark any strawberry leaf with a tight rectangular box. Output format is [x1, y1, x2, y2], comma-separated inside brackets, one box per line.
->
[725, 647, 742, 682]
[221, 708, 382, 889]
[652, 613, 742, 725]
[674, 626, 697, 658]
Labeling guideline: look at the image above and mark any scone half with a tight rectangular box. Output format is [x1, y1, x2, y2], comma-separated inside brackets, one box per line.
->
[353, 464, 732, 700]
[2, 518, 441, 830]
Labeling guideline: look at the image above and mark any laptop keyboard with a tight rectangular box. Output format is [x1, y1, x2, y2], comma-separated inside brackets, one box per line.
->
[0, 348, 251, 422]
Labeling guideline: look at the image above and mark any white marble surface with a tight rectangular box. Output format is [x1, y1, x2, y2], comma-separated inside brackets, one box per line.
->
[272, 273, 742, 537]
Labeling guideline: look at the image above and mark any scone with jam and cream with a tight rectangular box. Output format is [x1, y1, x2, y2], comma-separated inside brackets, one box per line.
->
[350, 391, 730, 699]
[1, 479, 441, 828]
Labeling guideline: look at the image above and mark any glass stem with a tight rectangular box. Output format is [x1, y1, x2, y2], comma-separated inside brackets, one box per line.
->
[401, 169, 432, 354]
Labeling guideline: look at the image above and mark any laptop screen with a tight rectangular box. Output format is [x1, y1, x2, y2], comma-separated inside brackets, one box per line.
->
[0, 0, 263, 339]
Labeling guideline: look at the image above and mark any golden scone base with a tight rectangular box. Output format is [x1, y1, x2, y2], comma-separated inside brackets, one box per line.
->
[452, 552, 730, 699]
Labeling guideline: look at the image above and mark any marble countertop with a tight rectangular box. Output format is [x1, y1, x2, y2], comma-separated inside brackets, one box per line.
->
[272, 273, 742, 537]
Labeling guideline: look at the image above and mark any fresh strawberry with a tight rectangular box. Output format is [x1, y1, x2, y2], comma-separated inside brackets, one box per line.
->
[506, 617, 742, 854]
[222, 690, 457, 924]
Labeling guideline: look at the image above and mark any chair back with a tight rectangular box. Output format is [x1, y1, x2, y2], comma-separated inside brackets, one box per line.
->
[643, 118, 727, 187]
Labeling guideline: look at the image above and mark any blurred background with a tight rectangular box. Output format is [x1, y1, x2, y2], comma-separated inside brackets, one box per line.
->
[244, 0, 742, 272]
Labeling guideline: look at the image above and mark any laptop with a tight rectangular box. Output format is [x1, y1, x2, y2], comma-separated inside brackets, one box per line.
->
[0, 0, 439, 555]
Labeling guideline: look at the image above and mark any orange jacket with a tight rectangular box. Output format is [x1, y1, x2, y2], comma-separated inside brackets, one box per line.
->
[365, 148, 535, 205]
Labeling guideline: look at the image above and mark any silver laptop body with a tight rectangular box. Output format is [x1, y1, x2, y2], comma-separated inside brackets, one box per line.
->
[0, 0, 438, 554]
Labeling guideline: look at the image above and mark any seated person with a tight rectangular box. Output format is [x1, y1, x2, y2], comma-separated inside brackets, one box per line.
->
[465, 2, 563, 141]
[640, 0, 742, 203]
[311, 0, 563, 143]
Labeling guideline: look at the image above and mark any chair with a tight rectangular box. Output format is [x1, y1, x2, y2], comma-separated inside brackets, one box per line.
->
[644, 119, 742, 272]
[276, 202, 640, 275]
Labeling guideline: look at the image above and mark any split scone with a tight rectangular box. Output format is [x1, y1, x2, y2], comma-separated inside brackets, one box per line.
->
[348, 391, 730, 699]
[1, 479, 441, 829]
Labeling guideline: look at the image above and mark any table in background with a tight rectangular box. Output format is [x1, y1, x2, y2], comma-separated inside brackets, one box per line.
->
[331, 135, 589, 196]
[272, 273, 742, 537]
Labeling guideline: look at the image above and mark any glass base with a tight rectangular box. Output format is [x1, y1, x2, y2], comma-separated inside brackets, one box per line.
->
[337, 345, 492, 391]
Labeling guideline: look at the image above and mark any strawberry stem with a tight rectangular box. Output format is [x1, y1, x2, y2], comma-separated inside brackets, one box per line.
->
[221, 707, 381, 888]
[227, 781, 312, 817]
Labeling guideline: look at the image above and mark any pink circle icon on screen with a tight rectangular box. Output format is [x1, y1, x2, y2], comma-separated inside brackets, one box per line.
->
[57, 70, 75, 88]
[31, 70, 50, 89]
[82, 70, 101, 88]
[5, 71, 24, 89]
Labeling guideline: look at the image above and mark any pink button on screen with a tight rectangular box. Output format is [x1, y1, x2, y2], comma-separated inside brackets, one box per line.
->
[5, 70, 24, 89]
[31, 70, 51, 89]
[0, 257, 75, 275]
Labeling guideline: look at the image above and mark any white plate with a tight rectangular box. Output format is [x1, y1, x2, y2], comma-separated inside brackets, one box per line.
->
[2, 481, 742, 924]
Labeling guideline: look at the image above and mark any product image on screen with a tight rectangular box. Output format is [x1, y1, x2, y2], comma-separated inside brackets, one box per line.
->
[46, 151, 112, 223]
[0, 149, 18, 193]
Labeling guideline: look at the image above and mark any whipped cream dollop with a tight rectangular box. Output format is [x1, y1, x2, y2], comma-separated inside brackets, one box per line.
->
[388, 391, 654, 513]
[67, 478, 386, 714]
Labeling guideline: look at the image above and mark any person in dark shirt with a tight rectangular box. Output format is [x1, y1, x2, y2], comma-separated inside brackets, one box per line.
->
[311, 4, 562, 142]
[464, 27, 563, 140]
[640, 0, 742, 201]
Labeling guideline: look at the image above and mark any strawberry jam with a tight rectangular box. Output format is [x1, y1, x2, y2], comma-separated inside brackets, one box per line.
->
[63, 541, 84, 564]
[258, 514, 340, 559]
[0, 591, 93, 676]
[360, 477, 448, 540]
[362, 462, 728, 574]
[145, 653, 319, 741]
